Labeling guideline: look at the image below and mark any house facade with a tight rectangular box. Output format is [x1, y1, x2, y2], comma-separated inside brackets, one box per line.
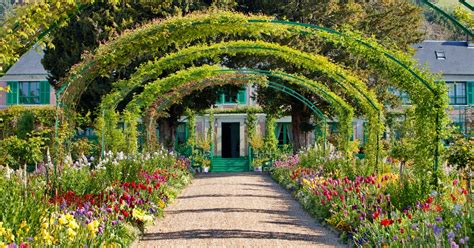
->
[0, 47, 56, 108]
[414, 40, 474, 136]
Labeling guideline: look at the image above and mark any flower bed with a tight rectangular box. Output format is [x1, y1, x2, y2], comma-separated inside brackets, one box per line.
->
[271, 157, 472, 247]
[0, 150, 192, 247]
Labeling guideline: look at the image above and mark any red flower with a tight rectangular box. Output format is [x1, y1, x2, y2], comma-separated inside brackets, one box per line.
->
[380, 219, 394, 227]
[121, 209, 129, 218]
[321, 199, 326, 205]
[339, 195, 345, 202]
[372, 211, 380, 220]
[426, 197, 433, 204]
[408, 213, 412, 219]
[450, 194, 457, 202]
[435, 205, 443, 212]
[397, 218, 401, 224]
[462, 189, 468, 195]
[400, 228, 405, 234]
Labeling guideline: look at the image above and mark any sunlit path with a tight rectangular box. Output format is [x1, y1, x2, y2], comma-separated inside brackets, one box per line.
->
[134, 173, 344, 248]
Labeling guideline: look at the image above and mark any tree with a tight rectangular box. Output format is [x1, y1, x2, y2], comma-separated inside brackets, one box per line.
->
[43, 1, 228, 114]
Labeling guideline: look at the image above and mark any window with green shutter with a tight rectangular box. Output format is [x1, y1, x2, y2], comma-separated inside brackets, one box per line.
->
[6, 81, 18, 105]
[7, 81, 50, 105]
[215, 86, 247, 104]
[237, 88, 246, 104]
[467, 81, 474, 105]
[447, 82, 467, 105]
[40, 81, 50, 104]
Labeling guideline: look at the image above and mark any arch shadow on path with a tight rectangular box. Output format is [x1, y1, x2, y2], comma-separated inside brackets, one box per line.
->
[141, 229, 334, 245]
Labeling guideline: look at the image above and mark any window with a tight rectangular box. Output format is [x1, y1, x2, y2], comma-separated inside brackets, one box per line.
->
[388, 87, 410, 105]
[447, 82, 467, 105]
[276, 123, 291, 146]
[6, 81, 50, 105]
[435, 51, 446, 60]
[19, 81, 40, 104]
[216, 86, 246, 104]
[176, 122, 188, 145]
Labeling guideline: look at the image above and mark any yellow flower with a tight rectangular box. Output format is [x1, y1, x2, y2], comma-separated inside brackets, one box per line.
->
[41, 222, 49, 229]
[5, 229, 14, 242]
[58, 215, 68, 225]
[19, 220, 27, 229]
[65, 214, 74, 222]
[87, 220, 100, 237]
[67, 228, 77, 240]
[68, 219, 79, 230]
[132, 208, 154, 223]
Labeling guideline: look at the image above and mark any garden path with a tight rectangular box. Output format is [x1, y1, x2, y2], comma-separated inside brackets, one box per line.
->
[133, 173, 344, 248]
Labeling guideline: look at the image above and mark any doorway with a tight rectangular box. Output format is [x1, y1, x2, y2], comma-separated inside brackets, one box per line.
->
[222, 122, 240, 158]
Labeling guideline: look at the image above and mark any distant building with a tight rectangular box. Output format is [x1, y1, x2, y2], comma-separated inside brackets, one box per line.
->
[414, 40, 474, 135]
[0, 47, 56, 108]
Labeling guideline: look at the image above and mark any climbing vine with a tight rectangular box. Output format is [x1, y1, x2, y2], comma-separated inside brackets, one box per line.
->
[35, 10, 444, 174]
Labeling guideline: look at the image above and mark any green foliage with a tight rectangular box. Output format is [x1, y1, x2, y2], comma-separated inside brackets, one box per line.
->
[94, 110, 125, 155]
[71, 138, 97, 161]
[447, 135, 474, 173]
[122, 110, 139, 155]
[263, 115, 278, 157]
[245, 111, 257, 141]
[16, 111, 35, 139]
[385, 173, 432, 210]
[0, 135, 44, 169]
[0, 106, 56, 140]
[453, 7, 474, 30]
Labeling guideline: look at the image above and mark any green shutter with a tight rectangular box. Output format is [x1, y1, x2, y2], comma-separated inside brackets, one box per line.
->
[237, 88, 246, 104]
[6, 82, 18, 105]
[40, 81, 50, 104]
[468, 81, 474, 105]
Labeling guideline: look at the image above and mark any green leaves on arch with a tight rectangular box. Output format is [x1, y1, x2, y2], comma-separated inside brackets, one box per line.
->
[99, 40, 377, 162]
[119, 65, 355, 157]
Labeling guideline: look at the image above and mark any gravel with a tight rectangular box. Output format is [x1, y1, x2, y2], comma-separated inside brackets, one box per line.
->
[133, 173, 345, 248]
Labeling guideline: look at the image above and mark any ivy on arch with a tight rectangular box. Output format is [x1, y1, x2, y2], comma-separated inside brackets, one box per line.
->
[52, 12, 446, 173]
[115, 65, 359, 160]
[1, 10, 445, 176]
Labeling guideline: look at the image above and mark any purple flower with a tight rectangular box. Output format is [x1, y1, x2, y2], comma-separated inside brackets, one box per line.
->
[455, 222, 462, 230]
[450, 241, 459, 248]
[447, 231, 455, 240]
[433, 225, 443, 236]
[393, 235, 398, 241]
[435, 216, 442, 222]
[460, 238, 465, 245]
[118, 215, 124, 221]
[112, 220, 118, 226]
[411, 224, 418, 230]
[352, 205, 358, 210]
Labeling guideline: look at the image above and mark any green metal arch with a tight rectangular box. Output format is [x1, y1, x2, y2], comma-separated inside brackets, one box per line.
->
[421, 0, 473, 38]
[148, 77, 329, 151]
[125, 67, 354, 156]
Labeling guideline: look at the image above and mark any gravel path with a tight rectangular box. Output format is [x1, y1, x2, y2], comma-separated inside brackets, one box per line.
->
[133, 173, 344, 248]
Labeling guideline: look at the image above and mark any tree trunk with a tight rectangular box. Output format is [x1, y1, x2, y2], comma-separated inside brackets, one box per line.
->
[291, 102, 311, 153]
[158, 118, 176, 150]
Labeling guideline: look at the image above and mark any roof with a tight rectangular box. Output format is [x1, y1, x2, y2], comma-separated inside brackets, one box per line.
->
[0, 46, 48, 81]
[414, 41, 474, 81]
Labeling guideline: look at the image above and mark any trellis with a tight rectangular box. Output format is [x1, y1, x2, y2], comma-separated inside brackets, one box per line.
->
[2, 10, 449, 177]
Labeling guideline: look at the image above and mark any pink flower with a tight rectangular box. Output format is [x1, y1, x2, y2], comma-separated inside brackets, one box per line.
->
[453, 179, 458, 186]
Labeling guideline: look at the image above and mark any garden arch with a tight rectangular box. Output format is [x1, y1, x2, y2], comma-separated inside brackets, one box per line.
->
[3, 11, 440, 175]
[98, 40, 376, 162]
[50, 12, 446, 172]
[125, 67, 355, 152]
